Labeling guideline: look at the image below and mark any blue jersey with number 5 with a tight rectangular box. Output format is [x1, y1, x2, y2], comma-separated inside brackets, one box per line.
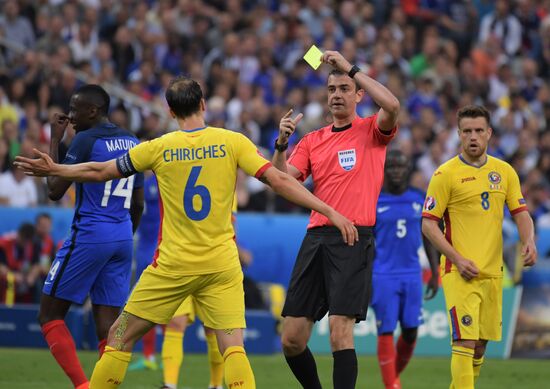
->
[63, 123, 144, 243]
[373, 188, 425, 275]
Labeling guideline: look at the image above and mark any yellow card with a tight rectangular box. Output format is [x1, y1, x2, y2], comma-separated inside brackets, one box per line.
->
[303, 45, 323, 70]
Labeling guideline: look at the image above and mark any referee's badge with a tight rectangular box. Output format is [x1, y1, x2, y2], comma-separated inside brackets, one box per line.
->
[338, 149, 356, 171]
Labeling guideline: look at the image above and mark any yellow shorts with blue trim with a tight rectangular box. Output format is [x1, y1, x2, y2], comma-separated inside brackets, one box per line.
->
[442, 271, 502, 342]
[125, 264, 245, 329]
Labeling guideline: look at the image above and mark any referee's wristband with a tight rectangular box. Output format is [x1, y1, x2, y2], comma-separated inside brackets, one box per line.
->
[348, 64, 360, 79]
[274, 139, 288, 152]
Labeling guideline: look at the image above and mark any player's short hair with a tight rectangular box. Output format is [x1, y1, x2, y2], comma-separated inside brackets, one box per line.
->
[328, 69, 360, 91]
[75, 84, 110, 116]
[457, 105, 491, 127]
[165, 76, 203, 119]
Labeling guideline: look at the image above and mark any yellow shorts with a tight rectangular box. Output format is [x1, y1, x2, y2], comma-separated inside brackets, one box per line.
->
[442, 271, 502, 342]
[173, 296, 196, 323]
[125, 265, 246, 329]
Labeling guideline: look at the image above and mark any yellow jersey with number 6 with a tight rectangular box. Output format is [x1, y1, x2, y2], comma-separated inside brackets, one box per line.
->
[120, 126, 270, 275]
[422, 155, 527, 277]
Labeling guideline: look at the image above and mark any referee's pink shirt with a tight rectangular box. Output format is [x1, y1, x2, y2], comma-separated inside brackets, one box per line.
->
[288, 114, 397, 229]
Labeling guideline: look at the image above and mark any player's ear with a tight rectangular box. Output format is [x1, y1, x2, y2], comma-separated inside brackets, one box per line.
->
[355, 88, 365, 103]
[168, 109, 176, 119]
[487, 126, 493, 139]
[200, 98, 206, 112]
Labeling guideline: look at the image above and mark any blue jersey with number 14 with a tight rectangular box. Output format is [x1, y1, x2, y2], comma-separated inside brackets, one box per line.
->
[63, 123, 144, 243]
[374, 188, 425, 275]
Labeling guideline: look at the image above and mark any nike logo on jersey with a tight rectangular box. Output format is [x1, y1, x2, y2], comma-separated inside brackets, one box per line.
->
[377, 206, 391, 213]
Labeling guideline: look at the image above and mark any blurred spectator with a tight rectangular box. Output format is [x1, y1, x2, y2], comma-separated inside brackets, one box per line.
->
[0, 163, 38, 207]
[34, 213, 55, 279]
[478, 0, 522, 56]
[0, 0, 35, 60]
[0, 223, 41, 304]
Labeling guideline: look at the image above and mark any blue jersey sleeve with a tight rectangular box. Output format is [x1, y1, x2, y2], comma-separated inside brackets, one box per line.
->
[63, 132, 95, 164]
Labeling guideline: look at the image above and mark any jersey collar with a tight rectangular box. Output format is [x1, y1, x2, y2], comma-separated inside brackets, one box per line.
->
[459, 154, 488, 168]
[181, 126, 207, 133]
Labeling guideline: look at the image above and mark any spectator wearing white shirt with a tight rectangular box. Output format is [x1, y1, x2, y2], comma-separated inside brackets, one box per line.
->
[0, 164, 38, 207]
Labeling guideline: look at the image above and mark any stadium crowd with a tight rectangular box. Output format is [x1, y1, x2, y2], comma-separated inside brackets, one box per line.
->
[0, 1, 550, 225]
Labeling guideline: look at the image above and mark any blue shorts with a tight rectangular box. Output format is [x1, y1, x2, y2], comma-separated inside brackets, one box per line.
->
[371, 273, 423, 334]
[134, 242, 156, 282]
[43, 239, 133, 306]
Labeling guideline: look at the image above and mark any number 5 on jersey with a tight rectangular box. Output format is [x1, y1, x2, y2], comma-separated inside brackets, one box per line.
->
[184, 166, 211, 221]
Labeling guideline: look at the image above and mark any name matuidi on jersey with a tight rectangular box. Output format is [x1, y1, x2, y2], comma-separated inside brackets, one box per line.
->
[105, 139, 137, 152]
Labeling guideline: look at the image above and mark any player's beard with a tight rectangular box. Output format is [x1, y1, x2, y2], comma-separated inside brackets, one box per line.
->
[463, 142, 486, 159]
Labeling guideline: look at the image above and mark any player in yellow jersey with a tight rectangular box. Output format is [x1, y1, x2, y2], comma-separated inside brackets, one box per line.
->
[15, 76, 358, 389]
[421, 105, 537, 389]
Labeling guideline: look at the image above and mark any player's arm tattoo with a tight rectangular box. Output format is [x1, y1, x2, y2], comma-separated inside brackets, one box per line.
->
[112, 311, 130, 350]
[223, 328, 235, 335]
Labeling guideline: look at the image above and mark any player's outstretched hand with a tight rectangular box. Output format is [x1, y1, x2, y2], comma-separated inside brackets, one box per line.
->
[321, 50, 352, 74]
[278, 109, 303, 146]
[521, 239, 537, 267]
[327, 209, 358, 246]
[424, 273, 439, 300]
[14, 148, 56, 177]
[455, 257, 479, 281]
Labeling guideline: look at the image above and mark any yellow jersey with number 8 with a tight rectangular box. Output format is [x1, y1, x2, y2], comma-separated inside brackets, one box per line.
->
[123, 127, 270, 275]
[422, 155, 527, 277]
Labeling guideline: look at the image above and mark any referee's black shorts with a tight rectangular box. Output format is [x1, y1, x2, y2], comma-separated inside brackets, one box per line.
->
[282, 226, 374, 323]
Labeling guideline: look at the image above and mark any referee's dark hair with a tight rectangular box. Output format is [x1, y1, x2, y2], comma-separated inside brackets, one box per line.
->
[165, 76, 203, 119]
[328, 68, 360, 91]
[457, 105, 491, 127]
[75, 84, 110, 116]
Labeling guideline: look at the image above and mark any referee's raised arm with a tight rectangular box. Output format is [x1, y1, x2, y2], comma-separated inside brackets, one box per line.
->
[321, 50, 400, 132]
[271, 109, 302, 178]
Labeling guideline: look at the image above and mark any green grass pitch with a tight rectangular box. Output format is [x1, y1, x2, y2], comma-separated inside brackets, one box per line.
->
[0, 348, 547, 388]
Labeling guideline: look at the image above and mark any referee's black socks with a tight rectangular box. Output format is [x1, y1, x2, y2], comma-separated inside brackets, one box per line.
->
[284, 346, 322, 389]
[333, 348, 358, 389]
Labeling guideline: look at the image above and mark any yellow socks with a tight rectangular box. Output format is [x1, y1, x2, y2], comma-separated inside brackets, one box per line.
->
[89, 346, 131, 389]
[223, 346, 255, 389]
[205, 332, 224, 387]
[450, 346, 474, 389]
[162, 328, 184, 387]
[473, 356, 484, 383]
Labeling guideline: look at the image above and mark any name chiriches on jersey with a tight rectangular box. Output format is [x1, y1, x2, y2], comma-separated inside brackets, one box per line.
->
[163, 144, 227, 162]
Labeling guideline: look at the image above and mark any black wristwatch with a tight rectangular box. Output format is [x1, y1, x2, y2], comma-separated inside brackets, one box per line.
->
[348, 64, 360, 79]
[274, 139, 288, 152]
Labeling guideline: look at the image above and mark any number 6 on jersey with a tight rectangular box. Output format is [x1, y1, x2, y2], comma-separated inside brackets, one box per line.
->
[184, 166, 211, 221]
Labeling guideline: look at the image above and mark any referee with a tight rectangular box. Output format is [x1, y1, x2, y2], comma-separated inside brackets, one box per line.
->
[272, 50, 400, 389]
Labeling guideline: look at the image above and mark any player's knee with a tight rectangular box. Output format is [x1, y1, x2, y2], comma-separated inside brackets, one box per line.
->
[401, 327, 418, 344]
[37, 311, 59, 326]
[329, 331, 353, 351]
[328, 318, 354, 350]
[281, 332, 307, 356]
[474, 340, 488, 359]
